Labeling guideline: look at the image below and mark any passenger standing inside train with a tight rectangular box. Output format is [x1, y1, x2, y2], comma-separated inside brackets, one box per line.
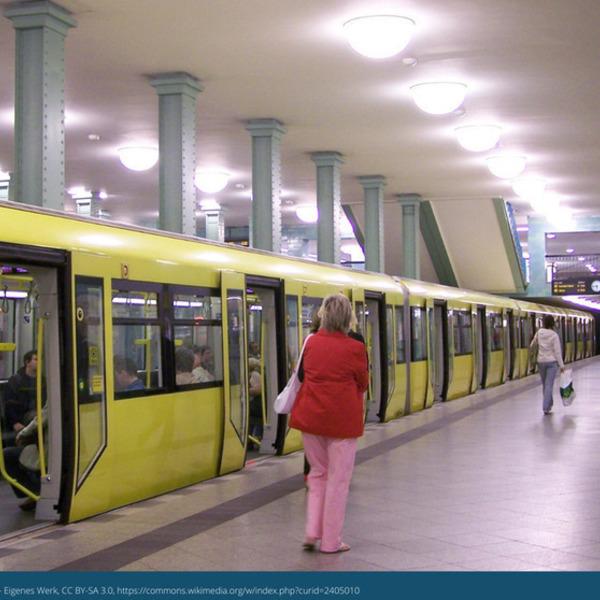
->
[175, 347, 198, 385]
[289, 294, 369, 554]
[192, 345, 215, 382]
[530, 315, 565, 415]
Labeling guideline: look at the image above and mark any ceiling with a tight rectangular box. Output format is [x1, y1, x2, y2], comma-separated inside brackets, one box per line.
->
[1, 0, 600, 284]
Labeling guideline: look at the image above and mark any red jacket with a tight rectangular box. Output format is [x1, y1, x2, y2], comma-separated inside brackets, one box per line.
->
[289, 329, 369, 438]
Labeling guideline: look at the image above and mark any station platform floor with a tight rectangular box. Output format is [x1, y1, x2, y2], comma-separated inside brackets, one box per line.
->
[1, 357, 600, 573]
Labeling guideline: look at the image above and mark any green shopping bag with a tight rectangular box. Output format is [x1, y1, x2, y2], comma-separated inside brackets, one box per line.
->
[559, 369, 576, 407]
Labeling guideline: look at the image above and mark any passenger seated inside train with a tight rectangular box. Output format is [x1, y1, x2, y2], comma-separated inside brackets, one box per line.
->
[113, 355, 145, 393]
[191, 345, 215, 382]
[2, 406, 47, 512]
[175, 347, 198, 385]
[248, 357, 263, 446]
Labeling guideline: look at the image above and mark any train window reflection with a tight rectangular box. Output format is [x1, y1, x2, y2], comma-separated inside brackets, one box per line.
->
[386, 305, 395, 397]
[173, 294, 221, 321]
[226, 291, 246, 438]
[489, 313, 504, 351]
[410, 306, 427, 361]
[453, 310, 473, 356]
[172, 289, 223, 388]
[286, 295, 300, 377]
[75, 277, 107, 486]
[112, 290, 158, 319]
[112, 282, 163, 398]
[395, 306, 406, 364]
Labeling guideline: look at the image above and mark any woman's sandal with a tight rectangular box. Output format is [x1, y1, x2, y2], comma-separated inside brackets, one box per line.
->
[302, 539, 318, 551]
[321, 543, 350, 554]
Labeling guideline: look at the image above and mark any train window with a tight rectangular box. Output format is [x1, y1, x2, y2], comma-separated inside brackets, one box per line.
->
[302, 297, 322, 336]
[226, 290, 246, 438]
[75, 277, 107, 485]
[286, 295, 300, 377]
[453, 310, 473, 356]
[489, 313, 504, 351]
[395, 306, 406, 364]
[355, 301, 365, 337]
[386, 305, 395, 396]
[567, 319, 574, 343]
[112, 283, 163, 398]
[172, 290, 223, 387]
[410, 306, 427, 361]
[519, 316, 529, 348]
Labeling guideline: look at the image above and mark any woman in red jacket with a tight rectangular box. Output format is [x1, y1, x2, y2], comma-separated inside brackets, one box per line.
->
[289, 293, 369, 554]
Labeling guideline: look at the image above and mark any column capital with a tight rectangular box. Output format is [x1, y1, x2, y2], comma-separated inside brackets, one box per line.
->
[204, 206, 228, 216]
[245, 118, 286, 139]
[310, 151, 345, 168]
[149, 72, 204, 98]
[358, 175, 387, 190]
[397, 193, 422, 206]
[4, 1, 77, 33]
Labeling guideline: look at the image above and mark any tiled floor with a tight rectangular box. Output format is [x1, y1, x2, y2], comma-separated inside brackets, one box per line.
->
[1, 357, 599, 572]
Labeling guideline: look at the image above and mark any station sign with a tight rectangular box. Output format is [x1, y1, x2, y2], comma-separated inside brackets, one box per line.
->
[552, 276, 600, 295]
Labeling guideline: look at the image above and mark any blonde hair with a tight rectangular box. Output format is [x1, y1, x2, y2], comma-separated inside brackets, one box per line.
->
[318, 293, 356, 334]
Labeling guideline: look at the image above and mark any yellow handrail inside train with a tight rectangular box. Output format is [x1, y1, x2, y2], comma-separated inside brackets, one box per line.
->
[36, 316, 46, 478]
[134, 338, 152, 388]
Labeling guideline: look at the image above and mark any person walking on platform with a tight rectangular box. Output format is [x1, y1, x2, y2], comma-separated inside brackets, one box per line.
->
[530, 315, 565, 415]
[289, 294, 369, 554]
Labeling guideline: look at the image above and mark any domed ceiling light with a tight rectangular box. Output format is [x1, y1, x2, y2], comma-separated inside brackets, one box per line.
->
[511, 176, 546, 199]
[547, 205, 573, 229]
[530, 193, 560, 214]
[118, 147, 158, 171]
[195, 171, 230, 193]
[343, 15, 415, 58]
[410, 82, 467, 115]
[454, 125, 502, 152]
[296, 206, 319, 223]
[485, 154, 526, 179]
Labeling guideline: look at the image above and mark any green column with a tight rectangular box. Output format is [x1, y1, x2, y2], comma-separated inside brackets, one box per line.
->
[311, 152, 345, 265]
[245, 119, 286, 252]
[5, 0, 76, 209]
[150, 72, 203, 236]
[359, 175, 386, 273]
[398, 193, 423, 279]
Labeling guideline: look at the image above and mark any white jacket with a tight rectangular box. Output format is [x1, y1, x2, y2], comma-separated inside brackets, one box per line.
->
[531, 328, 564, 368]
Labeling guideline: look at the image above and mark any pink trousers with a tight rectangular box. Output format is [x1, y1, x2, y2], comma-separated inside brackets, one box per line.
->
[302, 432, 358, 553]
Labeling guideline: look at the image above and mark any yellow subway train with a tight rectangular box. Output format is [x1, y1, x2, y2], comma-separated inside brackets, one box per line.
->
[0, 200, 595, 526]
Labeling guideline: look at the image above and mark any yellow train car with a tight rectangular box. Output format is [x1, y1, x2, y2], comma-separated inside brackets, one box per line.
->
[0, 201, 594, 528]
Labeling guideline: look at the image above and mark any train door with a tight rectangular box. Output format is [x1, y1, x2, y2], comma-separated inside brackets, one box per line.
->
[351, 289, 366, 338]
[277, 281, 308, 456]
[504, 309, 516, 380]
[219, 272, 248, 475]
[558, 317, 567, 363]
[365, 293, 385, 422]
[430, 301, 449, 402]
[245, 278, 284, 457]
[469, 305, 479, 393]
[0, 253, 67, 534]
[475, 306, 488, 388]
[351, 288, 370, 420]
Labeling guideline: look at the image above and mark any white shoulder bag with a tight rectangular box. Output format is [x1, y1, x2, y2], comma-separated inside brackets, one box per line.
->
[274, 334, 312, 414]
